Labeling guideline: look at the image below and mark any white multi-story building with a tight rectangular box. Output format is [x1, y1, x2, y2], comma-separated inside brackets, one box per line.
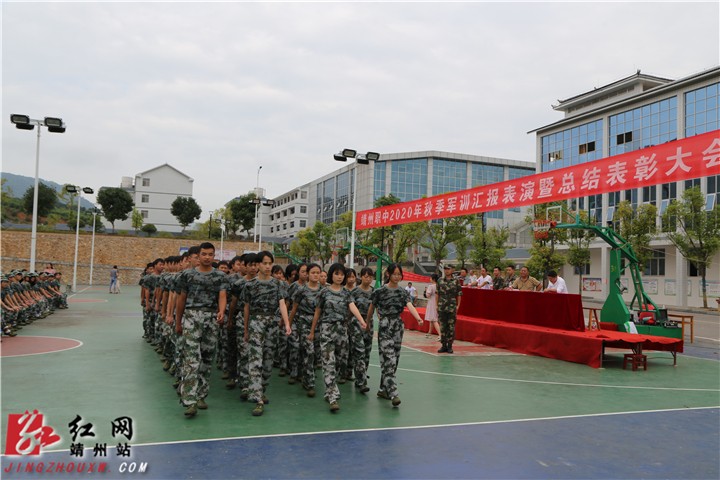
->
[112, 163, 194, 233]
[530, 66, 719, 307]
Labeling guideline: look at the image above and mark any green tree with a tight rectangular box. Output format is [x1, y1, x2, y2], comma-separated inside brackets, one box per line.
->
[290, 227, 316, 262]
[289, 221, 334, 267]
[96, 187, 134, 233]
[470, 220, 510, 270]
[389, 222, 425, 264]
[565, 210, 595, 295]
[171, 196, 202, 232]
[141, 223, 158, 237]
[421, 216, 473, 269]
[226, 194, 257, 239]
[616, 200, 658, 267]
[663, 186, 720, 308]
[525, 202, 569, 284]
[131, 208, 143, 233]
[22, 182, 57, 219]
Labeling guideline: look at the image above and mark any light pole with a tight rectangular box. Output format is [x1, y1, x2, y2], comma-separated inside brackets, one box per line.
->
[9, 114, 66, 272]
[66, 185, 94, 292]
[254, 166, 262, 247]
[334, 149, 380, 268]
[89, 208, 99, 285]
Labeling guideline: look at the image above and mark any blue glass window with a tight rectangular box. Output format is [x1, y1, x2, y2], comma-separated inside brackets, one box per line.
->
[374, 162, 386, 201]
[541, 120, 603, 172]
[432, 159, 466, 196]
[471, 163, 503, 187]
[390, 159, 428, 203]
[685, 82, 719, 137]
[609, 97, 677, 156]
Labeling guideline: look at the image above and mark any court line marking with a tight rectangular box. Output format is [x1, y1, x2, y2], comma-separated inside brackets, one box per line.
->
[695, 336, 720, 343]
[369, 363, 720, 392]
[37, 405, 719, 454]
[67, 286, 92, 298]
[0, 336, 84, 358]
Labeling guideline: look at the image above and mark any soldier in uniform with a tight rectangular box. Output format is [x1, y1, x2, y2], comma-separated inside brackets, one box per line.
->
[366, 263, 423, 407]
[308, 263, 366, 413]
[437, 264, 462, 354]
[242, 251, 291, 417]
[174, 242, 229, 417]
[288, 263, 322, 396]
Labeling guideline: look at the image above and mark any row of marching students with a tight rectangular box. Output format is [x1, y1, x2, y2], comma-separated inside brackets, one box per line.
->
[1, 269, 69, 337]
[140, 241, 424, 418]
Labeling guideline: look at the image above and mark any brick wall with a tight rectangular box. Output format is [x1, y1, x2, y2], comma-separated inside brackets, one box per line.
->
[1, 231, 263, 287]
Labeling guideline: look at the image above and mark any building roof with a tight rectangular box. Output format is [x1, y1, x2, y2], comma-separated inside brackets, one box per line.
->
[135, 163, 194, 182]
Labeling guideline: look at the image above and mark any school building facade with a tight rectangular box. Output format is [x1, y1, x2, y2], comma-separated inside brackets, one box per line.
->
[530, 66, 720, 307]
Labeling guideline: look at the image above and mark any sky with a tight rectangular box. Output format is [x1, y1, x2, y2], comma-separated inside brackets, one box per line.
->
[3, 1, 719, 223]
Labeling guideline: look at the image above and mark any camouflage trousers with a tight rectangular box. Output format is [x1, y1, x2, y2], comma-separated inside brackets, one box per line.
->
[235, 315, 250, 391]
[346, 319, 369, 388]
[274, 314, 288, 371]
[287, 315, 316, 389]
[336, 320, 351, 379]
[179, 309, 219, 407]
[438, 310, 456, 346]
[320, 321, 349, 404]
[225, 322, 238, 379]
[377, 315, 404, 399]
[247, 313, 278, 404]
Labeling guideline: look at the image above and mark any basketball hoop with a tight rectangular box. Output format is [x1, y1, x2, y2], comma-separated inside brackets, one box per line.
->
[533, 219, 556, 240]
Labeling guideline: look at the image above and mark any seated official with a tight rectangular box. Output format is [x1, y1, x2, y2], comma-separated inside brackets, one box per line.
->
[511, 267, 542, 292]
[544, 271, 568, 294]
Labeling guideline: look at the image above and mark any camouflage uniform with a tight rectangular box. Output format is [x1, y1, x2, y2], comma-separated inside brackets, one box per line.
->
[290, 284, 322, 389]
[371, 286, 410, 400]
[437, 275, 463, 350]
[348, 286, 373, 389]
[503, 274, 517, 290]
[223, 272, 242, 381]
[316, 287, 357, 404]
[242, 277, 288, 405]
[230, 277, 249, 391]
[176, 268, 229, 408]
[275, 281, 297, 374]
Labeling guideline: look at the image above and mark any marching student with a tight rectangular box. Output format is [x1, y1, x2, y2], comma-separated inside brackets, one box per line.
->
[288, 263, 322, 396]
[366, 263, 423, 408]
[308, 263, 367, 413]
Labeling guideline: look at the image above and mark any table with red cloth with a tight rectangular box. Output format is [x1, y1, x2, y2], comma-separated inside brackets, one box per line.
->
[403, 287, 682, 368]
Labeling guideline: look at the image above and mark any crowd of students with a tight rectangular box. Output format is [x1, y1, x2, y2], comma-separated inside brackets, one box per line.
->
[139, 242, 424, 418]
[1, 266, 69, 337]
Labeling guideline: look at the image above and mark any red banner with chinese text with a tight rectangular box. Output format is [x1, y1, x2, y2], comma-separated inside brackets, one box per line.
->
[356, 130, 720, 230]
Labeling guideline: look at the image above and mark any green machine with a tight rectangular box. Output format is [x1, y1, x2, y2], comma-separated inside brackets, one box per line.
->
[271, 244, 303, 265]
[544, 206, 681, 339]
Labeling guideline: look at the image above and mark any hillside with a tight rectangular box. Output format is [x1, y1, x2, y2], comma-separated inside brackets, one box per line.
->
[2, 172, 95, 209]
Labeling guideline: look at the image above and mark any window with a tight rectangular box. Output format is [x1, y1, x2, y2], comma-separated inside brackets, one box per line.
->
[290, 207, 295, 214]
[140, 210, 148, 219]
[270, 227, 274, 233]
[616, 131, 632, 145]
[644, 249, 665, 276]
[300, 220, 306, 228]
[688, 261, 699, 277]
[574, 264, 590, 275]
[142, 178, 150, 187]
[300, 206, 307, 214]
[578, 141, 595, 155]
[283, 223, 287, 230]
[290, 221, 294, 228]
[141, 194, 149, 203]
[301, 191, 308, 199]
[549, 150, 562, 163]
[642, 185, 656, 206]
[610, 97, 677, 155]
[685, 82, 719, 137]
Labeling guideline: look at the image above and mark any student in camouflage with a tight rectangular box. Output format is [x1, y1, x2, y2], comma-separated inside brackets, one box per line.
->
[366, 263, 423, 407]
[437, 264, 462, 354]
[337, 268, 357, 384]
[308, 263, 367, 413]
[174, 242, 229, 418]
[222, 255, 246, 388]
[348, 267, 375, 393]
[242, 251, 291, 417]
[230, 255, 257, 398]
[288, 263, 323, 396]
[275, 263, 299, 376]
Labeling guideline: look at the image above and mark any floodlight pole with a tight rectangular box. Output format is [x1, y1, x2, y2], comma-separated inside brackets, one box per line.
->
[30, 125, 42, 273]
[89, 210, 98, 285]
[350, 162, 359, 267]
[72, 191, 82, 292]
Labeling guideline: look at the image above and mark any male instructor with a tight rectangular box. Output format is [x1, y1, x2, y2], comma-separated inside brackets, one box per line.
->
[437, 264, 462, 354]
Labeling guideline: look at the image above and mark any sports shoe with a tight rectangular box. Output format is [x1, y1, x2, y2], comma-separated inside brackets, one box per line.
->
[438, 345, 448, 353]
[226, 378, 237, 390]
[184, 404, 197, 417]
[262, 395, 270, 404]
[240, 391, 249, 401]
[358, 385, 370, 394]
[278, 369, 287, 377]
[329, 401, 340, 412]
[172, 379, 180, 389]
[252, 403, 264, 416]
[162, 360, 171, 371]
[221, 371, 230, 380]
[307, 389, 316, 398]
[377, 391, 390, 400]
[197, 398, 208, 410]
[338, 378, 346, 385]
[391, 396, 401, 407]
[288, 377, 297, 385]
[447, 347, 454, 354]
